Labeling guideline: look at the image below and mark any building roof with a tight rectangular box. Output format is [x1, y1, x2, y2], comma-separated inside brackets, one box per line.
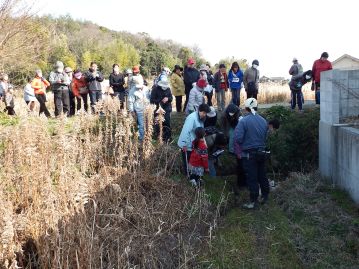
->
[332, 54, 359, 65]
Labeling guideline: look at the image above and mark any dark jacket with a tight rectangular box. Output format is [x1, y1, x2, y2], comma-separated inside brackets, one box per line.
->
[84, 69, 104, 92]
[150, 85, 173, 112]
[109, 72, 125, 92]
[213, 71, 229, 92]
[289, 70, 312, 91]
[183, 67, 200, 94]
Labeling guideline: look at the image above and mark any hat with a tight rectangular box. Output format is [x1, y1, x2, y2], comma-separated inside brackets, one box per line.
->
[200, 64, 208, 71]
[157, 75, 170, 88]
[132, 65, 140, 73]
[292, 57, 298, 63]
[207, 106, 216, 118]
[133, 75, 144, 88]
[173, 65, 183, 73]
[321, 52, 329, 58]
[187, 58, 195, 65]
[245, 98, 258, 115]
[252, 59, 259, 66]
[226, 104, 239, 116]
[196, 78, 208, 88]
[64, 67, 73, 73]
[219, 63, 226, 69]
[55, 61, 64, 68]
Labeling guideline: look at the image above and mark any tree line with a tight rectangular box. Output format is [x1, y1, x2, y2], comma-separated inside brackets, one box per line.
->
[0, 0, 248, 84]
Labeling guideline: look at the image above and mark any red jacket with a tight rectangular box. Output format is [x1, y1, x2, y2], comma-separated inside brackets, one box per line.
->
[189, 139, 209, 170]
[312, 59, 332, 83]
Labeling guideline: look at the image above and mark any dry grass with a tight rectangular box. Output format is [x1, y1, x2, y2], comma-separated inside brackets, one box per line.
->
[0, 96, 216, 268]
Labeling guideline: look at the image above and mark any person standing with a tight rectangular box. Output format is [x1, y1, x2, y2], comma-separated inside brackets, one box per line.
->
[0, 74, 15, 115]
[128, 75, 150, 142]
[109, 64, 126, 109]
[170, 65, 185, 112]
[150, 75, 173, 142]
[235, 98, 269, 209]
[49, 61, 71, 117]
[178, 103, 210, 175]
[23, 77, 37, 113]
[64, 67, 76, 116]
[200, 64, 214, 106]
[84, 62, 104, 113]
[243, 60, 260, 99]
[188, 127, 209, 187]
[312, 52, 332, 105]
[31, 69, 51, 117]
[183, 58, 200, 112]
[228, 62, 244, 107]
[289, 58, 303, 77]
[213, 64, 229, 111]
[71, 69, 89, 112]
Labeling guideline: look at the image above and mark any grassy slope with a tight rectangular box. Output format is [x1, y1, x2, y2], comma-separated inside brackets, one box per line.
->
[172, 110, 359, 269]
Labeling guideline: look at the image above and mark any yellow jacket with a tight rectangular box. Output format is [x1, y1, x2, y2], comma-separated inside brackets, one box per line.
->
[170, 73, 185, 96]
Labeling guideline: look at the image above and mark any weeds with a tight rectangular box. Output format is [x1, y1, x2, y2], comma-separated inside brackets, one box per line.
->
[0, 97, 216, 268]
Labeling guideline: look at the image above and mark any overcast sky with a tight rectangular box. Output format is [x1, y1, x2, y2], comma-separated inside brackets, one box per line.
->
[33, 0, 357, 78]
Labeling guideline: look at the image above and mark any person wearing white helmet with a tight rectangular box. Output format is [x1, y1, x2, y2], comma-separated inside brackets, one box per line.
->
[234, 98, 269, 209]
[49, 61, 71, 117]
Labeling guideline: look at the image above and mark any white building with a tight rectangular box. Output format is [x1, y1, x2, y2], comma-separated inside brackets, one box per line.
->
[332, 54, 359, 70]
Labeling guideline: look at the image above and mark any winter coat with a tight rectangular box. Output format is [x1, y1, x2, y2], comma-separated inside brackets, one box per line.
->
[170, 73, 185, 96]
[24, 83, 36, 102]
[312, 59, 332, 83]
[189, 139, 209, 170]
[71, 76, 88, 97]
[213, 71, 229, 92]
[235, 113, 268, 153]
[186, 86, 205, 113]
[109, 72, 125, 92]
[31, 77, 50, 95]
[183, 67, 200, 94]
[128, 86, 150, 113]
[84, 69, 104, 92]
[243, 67, 260, 93]
[177, 111, 204, 150]
[289, 63, 303, 76]
[49, 71, 70, 91]
[289, 70, 312, 91]
[228, 69, 244, 90]
[150, 85, 173, 113]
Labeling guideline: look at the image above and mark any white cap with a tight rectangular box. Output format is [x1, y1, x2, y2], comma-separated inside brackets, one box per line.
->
[244, 98, 258, 115]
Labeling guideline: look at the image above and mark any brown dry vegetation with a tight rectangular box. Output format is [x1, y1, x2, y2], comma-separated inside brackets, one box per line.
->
[0, 98, 216, 268]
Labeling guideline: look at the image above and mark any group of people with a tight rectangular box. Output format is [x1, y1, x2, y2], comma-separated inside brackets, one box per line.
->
[177, 97, 280, 209]
[288, 52, 333, 112]
[0, 61, 137, 117]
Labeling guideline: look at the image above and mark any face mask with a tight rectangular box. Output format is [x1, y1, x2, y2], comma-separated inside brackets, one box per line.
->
[57, 68, 64, 73]
[74, 74, 82, 79]
[305, 75, 311, 80]
[252, 64, 258, 69]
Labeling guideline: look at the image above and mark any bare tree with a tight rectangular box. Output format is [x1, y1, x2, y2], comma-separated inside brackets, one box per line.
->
[0, 0, 49, 75]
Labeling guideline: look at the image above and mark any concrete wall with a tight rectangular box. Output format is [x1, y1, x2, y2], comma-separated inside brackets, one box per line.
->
[319, 69, 359, 204]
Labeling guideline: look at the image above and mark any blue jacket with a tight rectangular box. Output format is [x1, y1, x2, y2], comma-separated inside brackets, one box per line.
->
[235, 113, 268, 153]
[177, 111, 204, 151]
[228, 70, 243, 90]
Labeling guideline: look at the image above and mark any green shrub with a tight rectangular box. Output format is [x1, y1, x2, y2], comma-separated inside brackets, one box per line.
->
[263, 106, 320, 175]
